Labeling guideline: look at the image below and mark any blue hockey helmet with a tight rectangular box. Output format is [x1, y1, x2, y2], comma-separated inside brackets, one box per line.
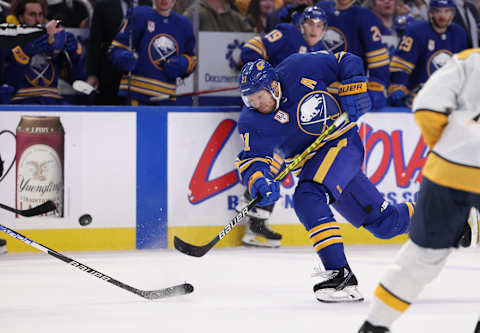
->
[429, 0, 455, 9]
[239, 59, 282, 111]
[299, 6, 328, 27]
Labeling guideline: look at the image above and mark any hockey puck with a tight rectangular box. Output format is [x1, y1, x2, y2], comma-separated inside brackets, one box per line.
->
[78, 214, 92, 226]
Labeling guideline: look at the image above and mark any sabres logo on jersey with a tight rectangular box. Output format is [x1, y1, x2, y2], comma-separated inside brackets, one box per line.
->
[297, 90, 341, 135]
[427, 49, 453, 76]
[148, 33, 179, 70]
[322, 27, 347, 53]
[25, 54, 54, 87]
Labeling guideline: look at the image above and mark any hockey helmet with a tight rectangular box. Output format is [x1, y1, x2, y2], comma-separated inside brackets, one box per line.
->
[429, 0, 455, 9]
[299, 6, 328, 27]
[239, 60, 282, 111]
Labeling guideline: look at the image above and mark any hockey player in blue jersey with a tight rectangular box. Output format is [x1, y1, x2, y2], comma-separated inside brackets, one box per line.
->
[387, 0, 467, 107]
[4, 0, 85, 104]
[241, 6, 327, 67]
[239, 6, 327, 247]
[236, 54, 414, 302]
[109, 0, 197, 105]
[316, 0, 390, 111]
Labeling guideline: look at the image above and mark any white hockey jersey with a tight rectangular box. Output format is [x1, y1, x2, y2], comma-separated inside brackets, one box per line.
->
[412, 48, 480, 194]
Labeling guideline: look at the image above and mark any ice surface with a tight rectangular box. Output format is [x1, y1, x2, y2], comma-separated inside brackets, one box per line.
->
[1, 245, 479, 333]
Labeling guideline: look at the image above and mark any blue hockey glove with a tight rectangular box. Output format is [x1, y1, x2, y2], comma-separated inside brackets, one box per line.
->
[387, 90, 406, 107]
[164, 55, 188, 81]
[250, 174, 280, 207]
[110, 48, 137, 73]
[338, 76, 371, 122]
[368, 90, 387, 110]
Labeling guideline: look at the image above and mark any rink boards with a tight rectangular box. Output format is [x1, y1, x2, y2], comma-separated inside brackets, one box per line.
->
[0, 106, 420, 252]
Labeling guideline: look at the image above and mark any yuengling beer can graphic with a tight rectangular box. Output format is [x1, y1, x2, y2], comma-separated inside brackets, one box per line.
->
[16, 116, 64, 217]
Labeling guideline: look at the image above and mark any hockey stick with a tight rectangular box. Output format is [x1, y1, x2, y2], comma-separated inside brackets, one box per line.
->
[0, 223, 194, 300]
[150, 85, 238, 102]
[174, 112, 349, 257]
[0, 200, 56, 217]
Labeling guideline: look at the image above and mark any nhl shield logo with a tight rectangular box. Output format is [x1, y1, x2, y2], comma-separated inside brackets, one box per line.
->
[147, 20, 155, 32]
[428, 39, 435, 51]
[299, 46, 307, 54]
[274, 110, 289, 124]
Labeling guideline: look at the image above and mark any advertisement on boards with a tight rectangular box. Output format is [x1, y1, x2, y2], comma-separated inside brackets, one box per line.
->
[168, 111, 425, 227]
[0, 111, 136, 231]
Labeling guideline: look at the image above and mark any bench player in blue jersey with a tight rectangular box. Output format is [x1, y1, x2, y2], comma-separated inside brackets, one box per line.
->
[235, 53, 414, 302]
[241, 6, 327, 67]
[387, 0, 467, 107]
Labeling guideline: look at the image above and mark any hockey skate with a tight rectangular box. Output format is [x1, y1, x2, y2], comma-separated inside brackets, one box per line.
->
[358, 321, 390, 333]
[0, 238, 7, 255]
[460, 207, 479, 248]
[242, 217, 282, 248]
[236, 190, 282, 248]
[312, 264, 364, 303]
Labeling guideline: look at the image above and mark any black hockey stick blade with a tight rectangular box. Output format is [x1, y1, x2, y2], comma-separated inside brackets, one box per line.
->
[174, 196, 262, 257]
[0, 200, 56, 217]
[174, 235, 218, 257]
[139, 282, 194, 300]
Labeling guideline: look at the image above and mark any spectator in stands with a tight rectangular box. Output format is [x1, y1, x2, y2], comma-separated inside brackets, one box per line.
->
[235, 0, 282, 16]
[183, 0, 253, 31]
[388, 0, 467, 107]
[452, 0, 480, 48]
[86, 0, 152, 105]
[244, 0, 275, 33]
[4, 0, 85, 104]
[46, 0, 90, 27]
[109, 0, 197, 105]
[266, 0, 313, 32]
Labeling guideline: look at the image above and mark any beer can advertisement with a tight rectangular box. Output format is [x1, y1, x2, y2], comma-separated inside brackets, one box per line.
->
[0, 112, 136, 230]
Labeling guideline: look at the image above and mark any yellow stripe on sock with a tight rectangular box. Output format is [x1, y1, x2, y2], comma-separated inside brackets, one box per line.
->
[374, 284, 410, 312]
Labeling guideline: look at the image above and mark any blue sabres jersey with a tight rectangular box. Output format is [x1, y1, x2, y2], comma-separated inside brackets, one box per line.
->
[389, 20, 467, 94]
[110, 6, 196, 100]
[235, 51, 363, 185]
[6, 33, 84, 104]
[241, 23, 327, 67]
[315, 2, 390, 85]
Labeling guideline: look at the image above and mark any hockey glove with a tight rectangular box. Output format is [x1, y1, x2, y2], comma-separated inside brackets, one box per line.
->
[110, 48, 137, 73]
[387, 90, 406, 107]
[338, 76, 371, 122]
[164, 55, 188, 81]
[367, 78, 387, 110]
[250, 174, 280, 207]
[51, 29, 66, 54]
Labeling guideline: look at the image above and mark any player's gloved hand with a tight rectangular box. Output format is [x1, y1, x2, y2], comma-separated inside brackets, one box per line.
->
[338, 76, 372, 122]
[164, 55, 188, 81]
[250, 174, 280, 207]
[368, 90, 387, 110]
[387, 90, 406, 107]
[110, 48, 137, 72]
[367, 78, 387, 110]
